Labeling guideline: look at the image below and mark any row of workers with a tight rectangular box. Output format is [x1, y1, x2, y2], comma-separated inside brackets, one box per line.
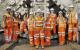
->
[2, 5, 78, 49]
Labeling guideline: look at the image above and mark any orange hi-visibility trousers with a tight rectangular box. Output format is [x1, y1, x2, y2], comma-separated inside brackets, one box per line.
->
[68, 23, 78, 42]
[68, 23, 73, 41]
[45, 29, 51, 46]
[29, 28, 34, 46]
[4, 28, 8, 42]
[58, 26, 65, 45]
[34, 27, 45, 47]
[12, 21, 19, 42]
[6, 17, 13, 42]
[73, 23, 78, 41]
[45, 19, 51, 46]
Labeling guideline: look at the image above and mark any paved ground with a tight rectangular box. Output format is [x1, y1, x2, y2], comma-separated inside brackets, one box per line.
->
[13, 43, 80, 50]
[0, 42, 80, 50]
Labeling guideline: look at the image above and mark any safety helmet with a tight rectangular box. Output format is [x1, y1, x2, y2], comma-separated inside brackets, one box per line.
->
[59, 11, 63, 14]
[50, 8, 54, 11]
[53, 0, 57, 2]
[60, 5, 64, 9]
[56, 2, 60, 6]
[30, 12, 33, 14]
[68, 5, 74, 8]
[36, 9, 43, 12]
[6, 6, 11, 10]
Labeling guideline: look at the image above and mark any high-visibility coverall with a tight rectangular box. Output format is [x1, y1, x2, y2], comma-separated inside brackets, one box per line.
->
[20, 20, 27, 32]
[13, 19, 19, 41]
[34, 16, 44, 48]
[68, 11, 78, 42]
[45, 15, 52, 46]
[3, 13, 13, 42]
[52, 14, 57, 34]
[57, 16, 66, 45]
[28, 16, 35, 46]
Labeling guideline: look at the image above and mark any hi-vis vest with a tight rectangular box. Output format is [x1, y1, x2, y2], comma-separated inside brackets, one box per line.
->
[35, 16, 43, 27]
[45, 16, 51, 30]
[20, 21, 26, 32]
[57, 17, 66, 27]
[5, 13, 13, 28]
[13, 20, 19, 33]
[14, 20, 18, 28]
[28, 16, 34, 29]
[68, 11, 77, 24]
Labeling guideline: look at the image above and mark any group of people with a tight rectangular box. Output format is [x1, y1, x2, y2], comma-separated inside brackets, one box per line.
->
[2, 4, 78, 49]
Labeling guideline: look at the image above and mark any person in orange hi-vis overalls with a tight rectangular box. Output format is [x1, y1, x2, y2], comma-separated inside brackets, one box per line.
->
[49, 8, 57, 35]
[45, 12, 51, 46]
[57, 11, 66, 45]
[34, 9, 44, 48]
[28, 12, 35, 47]
[20, 17, 27, 35]
[2, 15, 7, 43]
[45, 8, 55, 46]
[68, 5, 78, 42]
[12, 12, 19, 42]
[3, 6, 13, 43]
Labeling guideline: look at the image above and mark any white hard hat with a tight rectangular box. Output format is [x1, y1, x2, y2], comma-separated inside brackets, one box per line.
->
[36, 9, 43, 13]
[59, 11, 62, 14]
[50, 8, 54, 11]
[36, 9, 41, 12]
[53, 0, 57, 1]
[6, 6, 11, 10]
[56, 2, 60, 5]
[60, 5, 64, 9]
[30, 12, 33, 14]
[15, 12, 18, 15]
[69, 5, 74, 7]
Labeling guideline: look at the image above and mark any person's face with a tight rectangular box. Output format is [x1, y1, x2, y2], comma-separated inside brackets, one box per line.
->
[15, 14, 18, 17]
[7, 9, 11, 13]
[59, 13, 62, 17]
[69, 7, 74, 11]
[36, 13, 40, 16]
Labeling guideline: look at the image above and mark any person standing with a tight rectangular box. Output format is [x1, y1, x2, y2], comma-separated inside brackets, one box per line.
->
[2, 6, 13, 43]
[34, 9, 45, 48]
[68, 5, 78, 42]
[57, 11, 66, 45]
[28, 12, 35, 47]
[12, 12, 19, 42]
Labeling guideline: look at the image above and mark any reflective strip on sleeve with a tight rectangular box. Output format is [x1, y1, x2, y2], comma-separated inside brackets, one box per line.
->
[40, 36, 44, 38]
[46, 27, 51, 28]
[46, 22, 50, 24]
[46, 37, 50, 39]
[30, 39, 33, 41]
[58, 32, 65, 33]
[29, 37, 33, 39]
[68, 30, 72, 32]
[36, 21, 43, 22]
[69, 28, 72, 30]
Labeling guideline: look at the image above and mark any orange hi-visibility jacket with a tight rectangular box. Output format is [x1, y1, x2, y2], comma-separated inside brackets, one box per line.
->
[28, 16, 35, 30]
[35, 16, 44, 28]
[5, 13, 13, 28]
[20, 21, 26, 32]
[57, 16, 66, 30]
[13, 19, 19, 33]
[45, 16, 52, 30]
